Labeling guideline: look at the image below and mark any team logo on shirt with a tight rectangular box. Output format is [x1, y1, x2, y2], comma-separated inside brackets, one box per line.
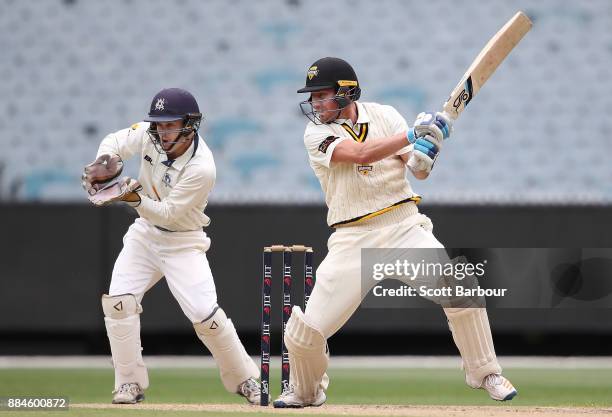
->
[318, 136, 338, 154]
[357, 165, 373, 175]
[162, 172, 172, 187]
[307, 66, 319, 80]
[155, 98, 165, 111]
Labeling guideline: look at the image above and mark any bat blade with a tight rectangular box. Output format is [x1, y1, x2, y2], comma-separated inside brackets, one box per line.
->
[442, 11, 532, 120]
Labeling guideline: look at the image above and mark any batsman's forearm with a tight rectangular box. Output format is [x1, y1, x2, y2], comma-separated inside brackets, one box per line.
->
[356, 132, 409, 164]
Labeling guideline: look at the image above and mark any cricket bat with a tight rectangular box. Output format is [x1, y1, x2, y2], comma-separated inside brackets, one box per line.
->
[441, 11, 533, 120]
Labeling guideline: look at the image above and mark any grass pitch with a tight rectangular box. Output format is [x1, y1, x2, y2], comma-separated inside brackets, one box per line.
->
[0, 367, 611, 416]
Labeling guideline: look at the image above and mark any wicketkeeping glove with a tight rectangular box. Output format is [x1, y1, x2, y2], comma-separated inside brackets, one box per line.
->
[88, 176, 142, 206]
[82, 154, 124, 196]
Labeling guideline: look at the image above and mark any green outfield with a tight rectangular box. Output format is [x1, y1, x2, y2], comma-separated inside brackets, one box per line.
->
[1, 367, 611, 416]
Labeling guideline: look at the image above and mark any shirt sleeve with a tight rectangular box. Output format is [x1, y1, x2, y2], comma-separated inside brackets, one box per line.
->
[96, 123, 147, 161]
[304, 128, 347, 168]
[383, 105, 413, 156]
[134, 163, 215, 228]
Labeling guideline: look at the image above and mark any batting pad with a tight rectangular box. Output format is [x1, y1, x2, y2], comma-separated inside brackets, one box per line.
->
[284, 306, 329, 403]
[101, 293, 149, 390]
[194, 307, 259, 392]
[444, 307, 502, 388]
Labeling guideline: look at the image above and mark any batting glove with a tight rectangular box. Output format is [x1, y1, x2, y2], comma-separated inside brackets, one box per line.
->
[406, 111, 453, 174]
[407, 134, 439, 174]
[413, 111, 453, 144]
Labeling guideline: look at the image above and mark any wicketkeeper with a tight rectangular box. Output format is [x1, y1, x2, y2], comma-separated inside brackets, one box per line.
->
[82, 88, 260, 404]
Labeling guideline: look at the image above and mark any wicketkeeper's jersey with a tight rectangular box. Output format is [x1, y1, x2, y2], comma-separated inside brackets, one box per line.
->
[97, 122, 215, 232]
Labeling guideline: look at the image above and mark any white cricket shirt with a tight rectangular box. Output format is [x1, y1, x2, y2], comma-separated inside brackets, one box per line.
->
[97, 122, 215, 232]
[304, 101, 420, 227]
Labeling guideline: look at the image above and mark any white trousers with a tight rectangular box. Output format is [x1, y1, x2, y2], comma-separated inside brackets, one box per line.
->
[106, 218, 259, 393]
[302, 204, 501, 389]
[109, 218, 218, 322]
[305, 205, 441, 338]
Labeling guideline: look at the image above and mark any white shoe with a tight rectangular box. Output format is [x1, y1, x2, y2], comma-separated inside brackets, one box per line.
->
[481, 374, 517, 401]
[237, 378, 260, 405]
[112, 382, 145, 404]
[273, 385, 326, 408]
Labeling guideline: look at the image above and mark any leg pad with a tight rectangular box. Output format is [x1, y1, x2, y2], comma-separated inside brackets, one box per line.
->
[102, 294, 148, 390]
[194, 307, 259, 392]
[444, 307, 501, 388]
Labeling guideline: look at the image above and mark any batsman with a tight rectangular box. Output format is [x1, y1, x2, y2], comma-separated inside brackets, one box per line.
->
[273, 57, 517, 408]
[82, 88, 260, 404]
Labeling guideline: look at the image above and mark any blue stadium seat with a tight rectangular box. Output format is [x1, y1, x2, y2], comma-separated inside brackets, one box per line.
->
[0, 0, 610, 203]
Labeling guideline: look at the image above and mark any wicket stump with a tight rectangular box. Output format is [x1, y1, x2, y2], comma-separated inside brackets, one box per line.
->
[260, 244, 314, 406]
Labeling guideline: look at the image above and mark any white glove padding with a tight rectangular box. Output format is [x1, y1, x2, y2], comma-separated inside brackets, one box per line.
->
[88, 176, 142, 207]
[407, 134, 439, 173]
[413, 111, 453, 143]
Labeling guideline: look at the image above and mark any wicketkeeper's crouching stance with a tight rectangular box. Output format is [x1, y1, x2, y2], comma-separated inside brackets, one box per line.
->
[82, 88, 260, 404]
[273, 58, 517, 408]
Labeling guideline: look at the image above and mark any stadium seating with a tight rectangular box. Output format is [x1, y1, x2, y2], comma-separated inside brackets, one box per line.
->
[1, 0, 610, 203]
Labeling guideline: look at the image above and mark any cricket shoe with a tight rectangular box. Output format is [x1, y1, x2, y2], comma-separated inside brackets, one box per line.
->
[112, 382, 145, 404]
[237, 378, 261, 405]
[273, 385, 326, 408]
[480, 373, 517, 401]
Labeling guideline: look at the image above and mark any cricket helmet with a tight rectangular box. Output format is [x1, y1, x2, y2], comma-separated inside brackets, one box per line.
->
[144, 88, 202, 154]
[297, 57, 361, 124]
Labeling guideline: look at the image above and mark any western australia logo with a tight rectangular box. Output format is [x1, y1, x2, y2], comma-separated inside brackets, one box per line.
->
[307, 66, 318, 80]
[358, 165, 373, 175]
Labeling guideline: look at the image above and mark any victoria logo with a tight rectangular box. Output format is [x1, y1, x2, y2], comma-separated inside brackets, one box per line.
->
[155, 98, 165, 111]
[163, 173, 172, 187]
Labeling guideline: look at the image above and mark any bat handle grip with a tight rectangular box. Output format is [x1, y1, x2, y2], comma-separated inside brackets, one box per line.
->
[439, 110, 457, 122]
